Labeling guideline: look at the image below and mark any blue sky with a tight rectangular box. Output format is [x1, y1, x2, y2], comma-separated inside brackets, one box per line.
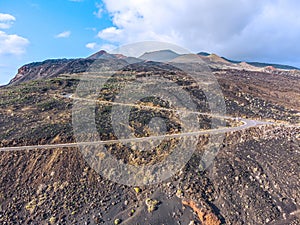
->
[0, 0, 113, 85]
[1, 0, 300, 85]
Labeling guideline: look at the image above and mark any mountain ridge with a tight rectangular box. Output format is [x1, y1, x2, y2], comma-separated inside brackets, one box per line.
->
[139, 49, 180, 62]
[8, 49, 300, 86]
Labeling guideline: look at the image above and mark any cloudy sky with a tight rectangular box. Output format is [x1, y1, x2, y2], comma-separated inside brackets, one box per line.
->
[1, 0, 300, 84]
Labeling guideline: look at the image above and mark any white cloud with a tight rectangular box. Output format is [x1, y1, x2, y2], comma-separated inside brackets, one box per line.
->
[98, 0, 300, 65]
[55, 31, 71, 38]
[0, 31, 29, 55]
[86, 42, 98, 50]
[0, 13, 29, 56]
[100, 0, 264, 45]
[85, 27, 97, 32]
[0, 13, 28, 84]
[0, 13, 16, 29]
[93, 3, 104, 18]
[97, 27, 123, 42]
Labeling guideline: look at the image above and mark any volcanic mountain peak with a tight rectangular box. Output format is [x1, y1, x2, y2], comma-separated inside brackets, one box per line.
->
[139, 49, 180, 62]
[87, 50, 112, 59]
[87, 50, 128, 60]
[7, 49, 300, 86]
[91, 49, 107, 56]
[207, 53, 232, 64]
[197, 52, 211, 57]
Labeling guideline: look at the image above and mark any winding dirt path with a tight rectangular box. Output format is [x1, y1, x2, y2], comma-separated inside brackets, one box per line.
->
[0, 95, 272, 152]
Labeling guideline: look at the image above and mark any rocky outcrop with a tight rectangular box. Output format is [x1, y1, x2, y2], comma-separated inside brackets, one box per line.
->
[9, 59, 81, 85]
[8, 57, 132, 86]
[182, 199, 221, 225]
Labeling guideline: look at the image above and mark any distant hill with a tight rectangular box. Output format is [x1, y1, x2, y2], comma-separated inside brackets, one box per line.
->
[87, 50, 116, 60]
[246, 62, 299, 70]
[139, 50, 180, 62]
[197, 52, 210, 57]
[220, 56, 299, 70]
